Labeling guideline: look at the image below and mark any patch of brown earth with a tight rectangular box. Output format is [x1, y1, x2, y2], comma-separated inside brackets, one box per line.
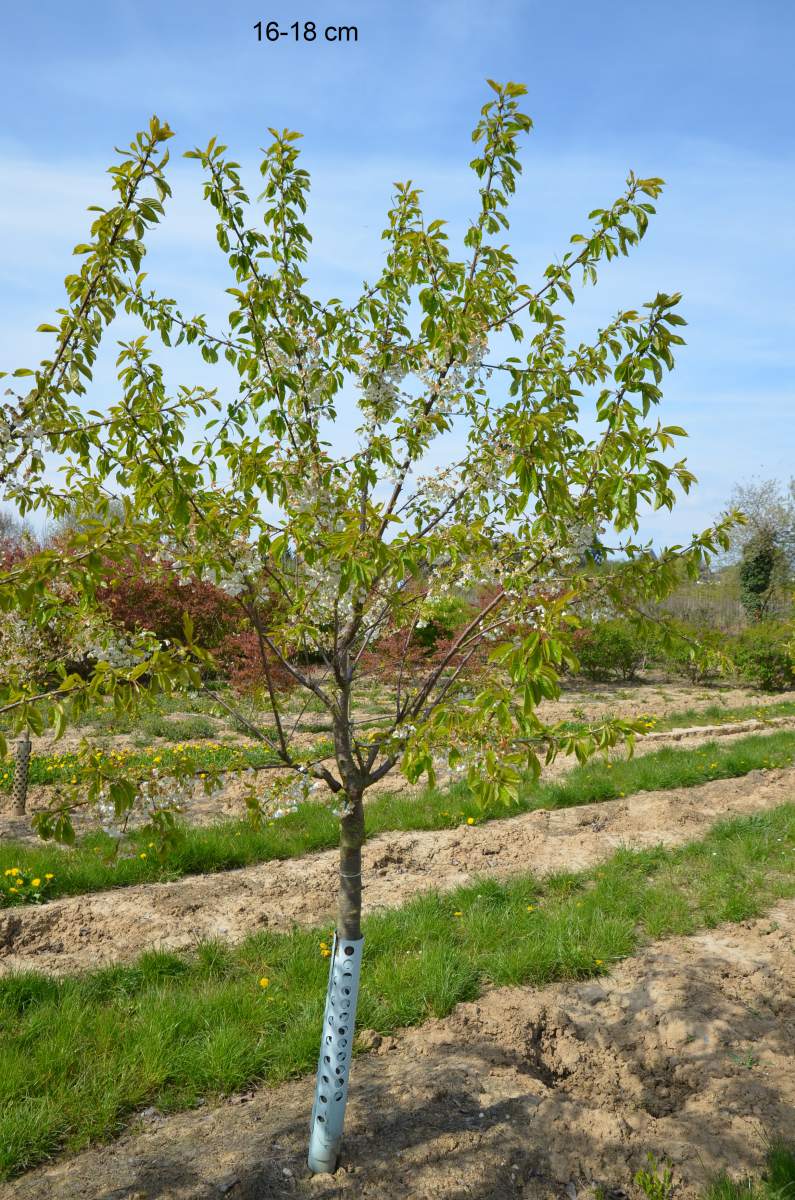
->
[1, 765, 793, 977]
[9, 901, 795, 1200]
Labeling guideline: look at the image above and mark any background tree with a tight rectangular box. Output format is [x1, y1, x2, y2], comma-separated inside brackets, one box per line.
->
[739, 529, 778, 622]
[0, 83, 736, 1171]
[724, 478, 794, 621]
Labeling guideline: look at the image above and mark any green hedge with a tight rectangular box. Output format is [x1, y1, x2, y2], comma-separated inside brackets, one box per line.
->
[572, 617, 794, 693]
[731, 622, 795, 692]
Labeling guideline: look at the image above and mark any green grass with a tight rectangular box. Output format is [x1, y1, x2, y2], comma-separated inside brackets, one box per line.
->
[3, 729, 795, 907]
[1, 805, 794, 1179]
[39, 690, 230, 734]
[133, 713, 221, 743]
[702, 1142, 795, 1200]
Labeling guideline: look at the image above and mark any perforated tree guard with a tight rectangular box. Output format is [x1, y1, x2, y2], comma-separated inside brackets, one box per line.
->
[12, 732, 31, 817]
[307, 934, 364, 1174]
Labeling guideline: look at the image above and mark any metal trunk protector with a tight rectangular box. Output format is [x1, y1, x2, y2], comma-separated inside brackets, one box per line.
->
[307, 934, 364, 1174]
[12, 732, 32, 817]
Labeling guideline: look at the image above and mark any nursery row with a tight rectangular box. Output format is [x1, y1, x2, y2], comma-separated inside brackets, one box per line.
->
[2, 728, 794, 906]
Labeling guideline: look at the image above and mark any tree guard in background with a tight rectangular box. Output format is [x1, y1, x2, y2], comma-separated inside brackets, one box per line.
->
[12, 729, 31, 817]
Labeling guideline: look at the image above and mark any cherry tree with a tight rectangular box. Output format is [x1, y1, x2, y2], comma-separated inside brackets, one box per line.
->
[0, 81, 734, 1171]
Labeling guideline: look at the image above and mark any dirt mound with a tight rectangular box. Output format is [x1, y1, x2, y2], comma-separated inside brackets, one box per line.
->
[10, 900, 795, 1199]
[1, 766, 792, 977]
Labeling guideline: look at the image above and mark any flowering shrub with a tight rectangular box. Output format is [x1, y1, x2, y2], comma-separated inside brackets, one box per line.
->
[0, 610, 67, 682]
[0, 544, 158, 685]
[1, 866, 55, 906]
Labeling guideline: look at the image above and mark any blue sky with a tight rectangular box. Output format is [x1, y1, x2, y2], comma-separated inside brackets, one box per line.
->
[1, 0, 792, 545]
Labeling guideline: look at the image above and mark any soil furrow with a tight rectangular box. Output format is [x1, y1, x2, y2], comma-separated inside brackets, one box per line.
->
[1, 765, 792, 977]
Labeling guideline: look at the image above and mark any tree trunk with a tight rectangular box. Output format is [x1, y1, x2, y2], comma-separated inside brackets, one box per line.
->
[12, 731, 31, 817]
[337, 792, 365, 939]
[307, 788, 366, 1174]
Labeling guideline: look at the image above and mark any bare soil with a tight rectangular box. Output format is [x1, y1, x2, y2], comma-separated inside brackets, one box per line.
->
[2, 764, 793, 977]
[8, 899, 795, 1200]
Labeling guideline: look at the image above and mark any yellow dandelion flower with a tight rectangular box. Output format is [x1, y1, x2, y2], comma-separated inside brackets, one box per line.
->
[259, 976, 270, 988]
[453, 911, 463, 918]
[10, 867, 20, 877]
[526, 905, 535, 912]
[31, 878, 41, 888]
[45, 873, 54, 880]
[466, 817, 475, 826]
[139, 852, 147, 860]
[595, 958, 604, 965]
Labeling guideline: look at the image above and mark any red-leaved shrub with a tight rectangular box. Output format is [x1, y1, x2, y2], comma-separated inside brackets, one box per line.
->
[98, 551, 240, 649]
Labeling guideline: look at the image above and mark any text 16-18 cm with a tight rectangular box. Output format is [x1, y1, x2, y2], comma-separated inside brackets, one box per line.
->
[254, 20, 359, 43]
